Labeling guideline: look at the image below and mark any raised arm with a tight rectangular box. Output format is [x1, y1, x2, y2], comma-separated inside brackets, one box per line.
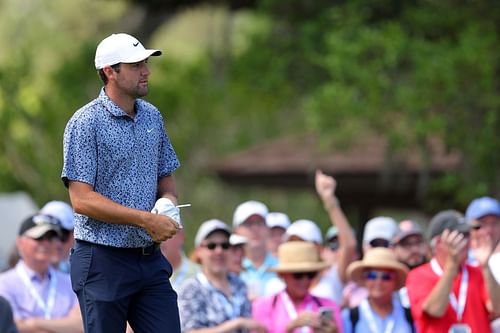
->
[315, 170, 357, 283]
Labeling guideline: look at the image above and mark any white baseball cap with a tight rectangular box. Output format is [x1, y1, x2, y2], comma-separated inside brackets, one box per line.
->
[363, 216, 398, 244]
[94, 33, 162, 70]
[229, 234, 248, 246]
[194, 219, 231, 247]
[285, 219, 323, 244]
[40, 200, 75, 231]
[232, 200, 269, 228]
[266, 212, 291, 230]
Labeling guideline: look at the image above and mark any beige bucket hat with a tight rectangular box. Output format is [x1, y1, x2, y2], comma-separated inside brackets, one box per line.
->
[347, 247, 409, 289]
[269, 241, 330, 273]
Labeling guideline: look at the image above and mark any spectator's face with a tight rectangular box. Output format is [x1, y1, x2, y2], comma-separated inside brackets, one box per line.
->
[227, 244, 245, 274]
[363, 268, 398, 300]
[197, 231, 230, 275]
[268, 227, 286, 255]
[16, 232, 58, 271]
[472, 214, 500, 246]
[281, 271, 318, 300]
[236, 215, 269, 249]
[393, 234, 428, 269]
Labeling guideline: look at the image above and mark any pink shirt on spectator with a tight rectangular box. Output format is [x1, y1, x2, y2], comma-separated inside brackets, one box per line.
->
[252, 290, 343, 333]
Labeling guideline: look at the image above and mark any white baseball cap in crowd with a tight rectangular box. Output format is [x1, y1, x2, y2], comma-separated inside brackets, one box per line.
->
[285, 219, 323, 244]
[232, 200, 269, 228]
[266, 212, 291, 230]
[94, 33, 162, 70]
[229, 234, 248, 247]
[194, 219, 231, 247]
[40, 200, 75, 231]
[363, 216, 398, 245]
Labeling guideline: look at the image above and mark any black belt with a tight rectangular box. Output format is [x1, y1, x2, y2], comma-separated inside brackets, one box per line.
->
[76, 240, 161, 256]
[136, 242, 161, 255]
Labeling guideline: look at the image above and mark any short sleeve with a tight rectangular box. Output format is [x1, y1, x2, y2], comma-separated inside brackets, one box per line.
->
[62, 112, 98, 188]
[157, 116, 180, 178]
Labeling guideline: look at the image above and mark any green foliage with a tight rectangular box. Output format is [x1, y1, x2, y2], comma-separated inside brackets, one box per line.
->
[0, 0, 498, 237]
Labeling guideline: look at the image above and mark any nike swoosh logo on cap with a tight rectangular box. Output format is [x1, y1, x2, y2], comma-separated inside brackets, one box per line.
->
[133, 42, 139, 47]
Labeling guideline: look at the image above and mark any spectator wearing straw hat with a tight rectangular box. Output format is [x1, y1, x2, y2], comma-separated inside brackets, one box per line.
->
[342, 248, 414, 333]
[178, 219, 265, 333]
[253, 241, 341, 333]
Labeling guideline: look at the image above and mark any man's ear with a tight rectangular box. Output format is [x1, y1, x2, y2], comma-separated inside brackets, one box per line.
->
[102, 66, 116, 80]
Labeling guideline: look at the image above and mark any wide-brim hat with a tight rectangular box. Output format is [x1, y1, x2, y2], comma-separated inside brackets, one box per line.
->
[347, 247, 408, 289]
[269, 241, 330, 273]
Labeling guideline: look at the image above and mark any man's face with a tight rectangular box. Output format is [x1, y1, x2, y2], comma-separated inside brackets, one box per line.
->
[472, 214, 500, 246]
[111, 60, 151, 98]
[236, 215, 269, 249]
[393, 234, 428, 269]
[17, 232, 58, 271]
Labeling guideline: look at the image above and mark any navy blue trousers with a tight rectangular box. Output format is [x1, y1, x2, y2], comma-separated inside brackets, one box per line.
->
[70, 240, 180, 333]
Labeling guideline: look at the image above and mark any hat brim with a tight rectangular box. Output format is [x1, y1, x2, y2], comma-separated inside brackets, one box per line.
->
[269, 261, 330, 273]
[347, 260, 408, 289]
[121, 50, 162, 64]
[23, 225, 61, 239]
[392, 231, 422, 244]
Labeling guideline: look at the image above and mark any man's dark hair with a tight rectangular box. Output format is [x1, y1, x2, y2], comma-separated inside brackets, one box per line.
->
[98, 63, 121, 85]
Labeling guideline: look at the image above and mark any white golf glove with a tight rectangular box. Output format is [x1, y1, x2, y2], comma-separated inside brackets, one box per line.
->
[151, 198, 182, 228]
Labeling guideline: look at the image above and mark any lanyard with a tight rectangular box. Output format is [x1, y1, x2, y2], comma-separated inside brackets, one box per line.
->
[197, 272, 240, 319]
[280, 291, 313, 333]
[16, 263, 57, 319]
[360, 298, 395, 333]
[430, 259, 469, 321]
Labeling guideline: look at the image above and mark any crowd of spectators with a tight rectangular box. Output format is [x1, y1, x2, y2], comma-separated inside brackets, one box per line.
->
[1, 174, 500, 333]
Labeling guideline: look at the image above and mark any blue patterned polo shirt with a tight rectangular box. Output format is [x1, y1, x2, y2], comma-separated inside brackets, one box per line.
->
[62, 88, 180, 247]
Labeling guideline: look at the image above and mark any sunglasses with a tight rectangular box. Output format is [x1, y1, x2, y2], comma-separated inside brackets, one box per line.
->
[326, 240, 340, 251]
[203, 242, 230, 251]
[363, 270, 395, 281]
[292, 271, 318, 280]
[369, 239, 390, 248]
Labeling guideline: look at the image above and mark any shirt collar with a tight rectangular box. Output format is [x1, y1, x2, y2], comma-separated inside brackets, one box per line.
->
[17, 260, 52, 282]
[98, 88, 142, 121]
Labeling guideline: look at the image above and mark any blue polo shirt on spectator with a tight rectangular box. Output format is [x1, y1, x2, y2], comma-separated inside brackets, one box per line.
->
[240, 253, 279, 298]
[62, 88, 179, 248]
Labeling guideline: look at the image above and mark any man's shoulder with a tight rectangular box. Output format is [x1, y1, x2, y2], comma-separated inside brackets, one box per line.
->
[67, 98, 102, 125]
[406, 262, 434, 286]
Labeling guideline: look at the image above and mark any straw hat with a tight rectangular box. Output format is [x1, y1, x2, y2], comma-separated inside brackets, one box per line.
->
[347, 248, 408, 289]
[269, 241, 330, 273]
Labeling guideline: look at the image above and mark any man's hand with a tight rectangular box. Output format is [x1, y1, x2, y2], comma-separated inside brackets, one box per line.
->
[315, 170, 338, 208]
[472, 232, 494, 268]
[235, 318, 268, 332]
[441, 229, 469, 273]
[144, 214, 179, 242]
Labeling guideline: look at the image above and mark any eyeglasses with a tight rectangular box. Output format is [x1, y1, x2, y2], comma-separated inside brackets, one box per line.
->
[292, 271, 317, 280]
[203, 242, 230, 251]
[363, 270, 395, 281]
[369, 239, 390, 248]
